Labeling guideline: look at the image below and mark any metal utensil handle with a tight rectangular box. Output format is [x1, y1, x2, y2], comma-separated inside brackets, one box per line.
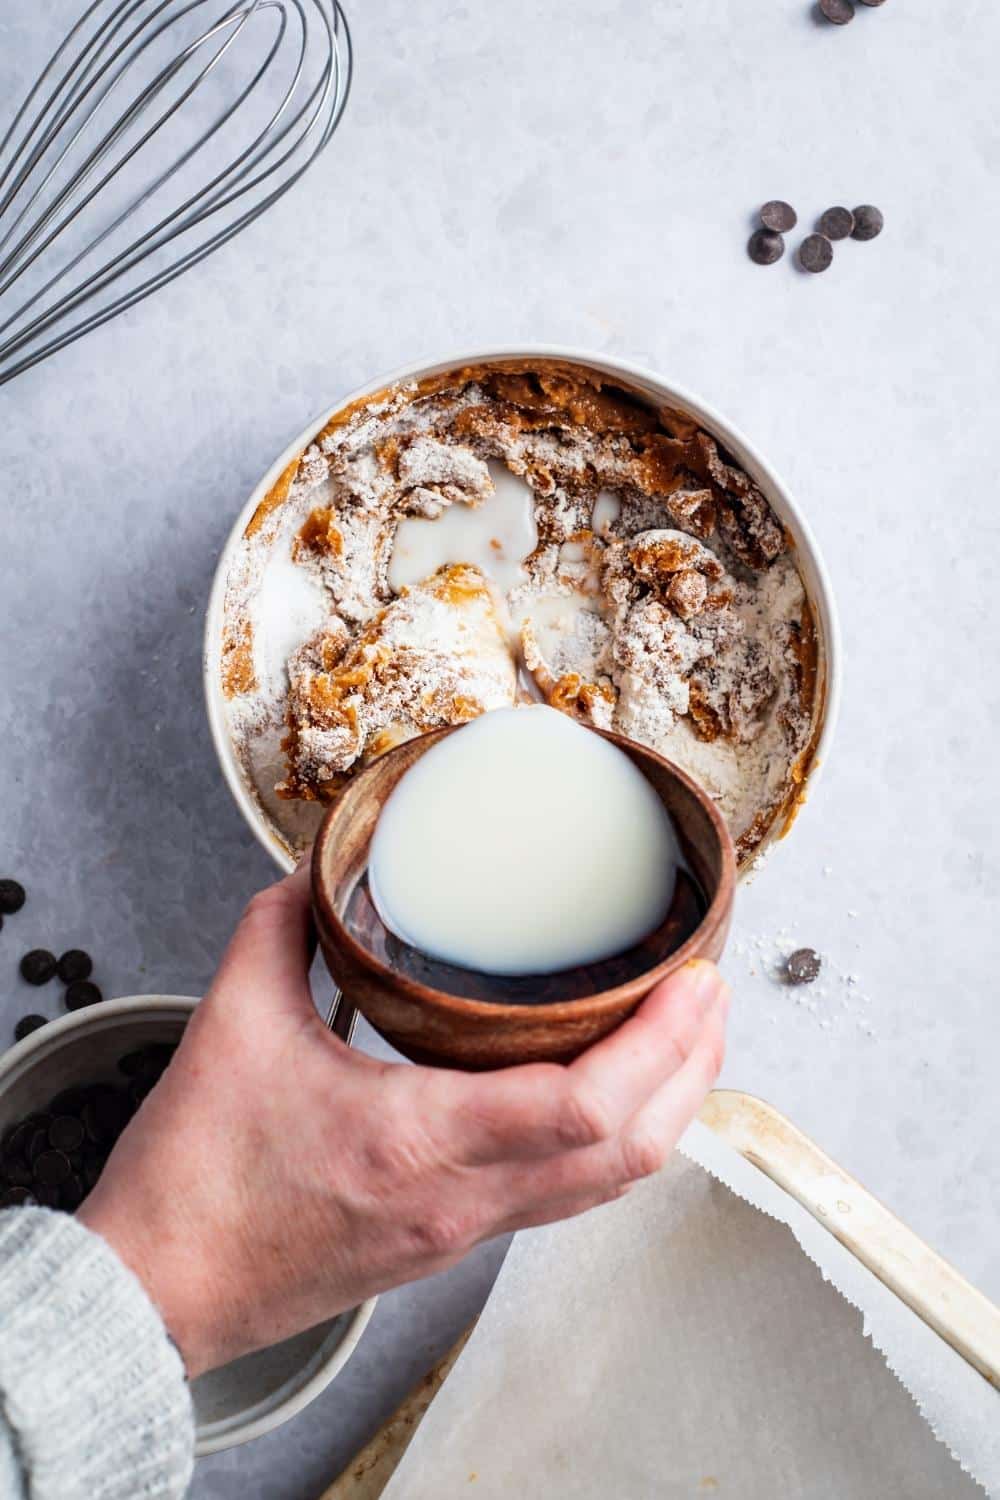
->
[324, 985, 357, 1045]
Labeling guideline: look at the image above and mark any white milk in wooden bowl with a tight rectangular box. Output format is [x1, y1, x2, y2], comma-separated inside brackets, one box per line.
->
[349, 706, 706, 1001]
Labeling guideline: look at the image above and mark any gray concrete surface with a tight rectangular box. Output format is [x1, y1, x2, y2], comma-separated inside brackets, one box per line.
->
[2, 2, 998, 1495]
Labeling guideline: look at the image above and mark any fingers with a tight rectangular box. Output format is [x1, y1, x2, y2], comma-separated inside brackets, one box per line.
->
[490, 989, 727, 1220]
[451, 961, 727, 1168]
[567, 959, 723, 1134]
[493, 1182, 633, 1238]
[204, 853, 318, 1025]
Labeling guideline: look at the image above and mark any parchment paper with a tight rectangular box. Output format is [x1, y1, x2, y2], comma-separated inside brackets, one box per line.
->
[382, 1122, 999, 1498]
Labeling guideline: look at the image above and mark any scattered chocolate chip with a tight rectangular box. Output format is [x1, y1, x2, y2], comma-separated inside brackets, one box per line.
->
[20, 949, 57, 985]
[65, 980, 103, 1011]
[32, 1183, 62, 1209]
[33, 1149, 71, 1187]
[798, 234, 834, 273]
[760, 200, 797, 233]
[0, 1187, 34, 1207]
[49, 1115, 85, 1154]
[851, 204, 884, 240]
[57, 949, 93, 984]
[786, 947, 822, 985]
[14, 1014, 48, 1042]
[818, 206, 854, 241]
[819, 0, 854, 20]
[748, 228, 785, 265]
[0, 880, 26, 915]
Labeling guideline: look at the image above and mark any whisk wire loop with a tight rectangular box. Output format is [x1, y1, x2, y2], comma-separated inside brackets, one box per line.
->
[0, 0, 351, 385]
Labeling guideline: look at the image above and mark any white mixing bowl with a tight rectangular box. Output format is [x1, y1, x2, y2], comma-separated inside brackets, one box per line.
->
[204, 346, 841, 873]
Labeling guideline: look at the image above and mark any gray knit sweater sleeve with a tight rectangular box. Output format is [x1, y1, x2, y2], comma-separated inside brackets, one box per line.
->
[0, 1207, 194, 1499]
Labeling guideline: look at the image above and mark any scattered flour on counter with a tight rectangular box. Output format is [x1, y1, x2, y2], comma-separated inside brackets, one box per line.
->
[731, 918, 878, 1039]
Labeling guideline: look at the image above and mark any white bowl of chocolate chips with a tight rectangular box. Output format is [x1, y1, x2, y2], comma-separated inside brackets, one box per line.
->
[0, 994, 376, 1455]
[205, 345, 841, 879]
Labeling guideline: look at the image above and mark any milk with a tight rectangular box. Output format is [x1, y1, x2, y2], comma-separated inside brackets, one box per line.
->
[367, 706, 683, 977]
[388, 461, 538, 596]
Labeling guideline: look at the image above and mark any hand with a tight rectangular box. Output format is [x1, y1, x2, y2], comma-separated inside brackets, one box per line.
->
[79, 862, 729, 1377]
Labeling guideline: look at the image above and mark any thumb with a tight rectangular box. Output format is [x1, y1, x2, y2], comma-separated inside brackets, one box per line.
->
[206, 855, 318, 1024]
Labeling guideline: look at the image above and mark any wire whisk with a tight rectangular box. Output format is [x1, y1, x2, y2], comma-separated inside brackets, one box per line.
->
[0, 0, 352, 386]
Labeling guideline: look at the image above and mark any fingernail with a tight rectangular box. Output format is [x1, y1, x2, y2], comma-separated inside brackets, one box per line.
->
[685, 959, 724, 1010]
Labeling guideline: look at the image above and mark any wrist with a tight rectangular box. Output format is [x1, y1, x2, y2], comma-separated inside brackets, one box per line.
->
[78, 1183, 221, 1378]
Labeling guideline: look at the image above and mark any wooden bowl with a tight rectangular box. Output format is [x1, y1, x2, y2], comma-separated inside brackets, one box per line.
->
[311, 726, 736, 1070]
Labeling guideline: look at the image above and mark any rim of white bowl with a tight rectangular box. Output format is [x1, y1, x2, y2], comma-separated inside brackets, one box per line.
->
[0, 993, 198, 1090]
[204, 344, 842, 875]
[0, 993, 377, 1456]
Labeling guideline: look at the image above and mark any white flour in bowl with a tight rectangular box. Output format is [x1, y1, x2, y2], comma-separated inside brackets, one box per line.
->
[219, 360, 820, 863]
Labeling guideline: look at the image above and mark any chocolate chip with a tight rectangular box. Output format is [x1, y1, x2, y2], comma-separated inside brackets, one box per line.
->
[0, 1187, 34, 1207]
[60, 1174, 84, 1211]
[857, 0, 886, 5]
[128, 1076, 153, 1108]
[141, 1045, 175, 1083]
[33, 1183, 61, 1208]
[117, 1043, 174, 1080]
[20, 949, 57, 985]
[818, 206, 854, 241]
[819, 0, 855, 20]
[49, 1115, 85, 1154]
[851, 204, 884, 241]
[5, 1159, 33, 1188]
[82, 1156, 104, 1192]
[748, 228, 785, 265]
[84, 1088, 130, 1144]
[65, 980, 102, 1011]
[14, 1014, 47, 1042]
[57, 949, 93, 984]
[33, 1149, 71, 1187]
[760, 200, 797, 233]
[0, 880, 26, 915]
[786, 947, 822, 985]
[27, 1128, 49, 1166]
[4, 1121, 34, 1160]
[798, 234, 834, 273]
[48, 1088, 87, 1116]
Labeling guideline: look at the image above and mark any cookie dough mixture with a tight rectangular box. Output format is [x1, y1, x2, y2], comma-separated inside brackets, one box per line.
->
[221, 361, 819, 862]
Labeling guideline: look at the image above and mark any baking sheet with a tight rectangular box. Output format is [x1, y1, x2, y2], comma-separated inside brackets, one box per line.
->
[379, 1121, 999, 1498]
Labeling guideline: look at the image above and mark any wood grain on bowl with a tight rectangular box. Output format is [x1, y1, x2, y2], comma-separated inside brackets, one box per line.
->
[311, 726, 735, 1070]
